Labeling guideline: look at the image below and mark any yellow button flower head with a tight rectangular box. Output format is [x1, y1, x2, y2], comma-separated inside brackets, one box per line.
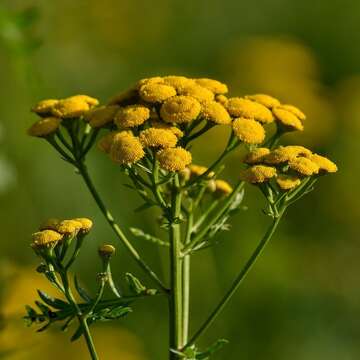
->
[276, 174, 301, 190]
[139, 83, 176, 103]
[308, 154, 338, 173]
[52, 97, 91, 118]
[55, 219, 83, 235]
[244, 147, 271, 164]
[31, 99, 59, 116]
[277, 104, 306, 121]
[288, 157, 319, 176]
[151, 120, 184, 138]
[163, 76, 196, 91]
[98, 131, 118, 153]
[98, 244, 116, 258]
[110, 131, 145, 165]
[73, 218, 93, 233]
[139, 128, 178, 148]
[226, 98, 274, 124]
[86, 105, 120, 128]
[160, 95, 201, 123]
[214, 179, 233, 196]
[240, 165, 277, 184]
[157, 147, 192, 172]
[195, 78, 228, 94]
[114, 105, 150, 128]
[215, 94, 228, 105]
[201, 100, 231, 125]
[39, 218, 60, 231]
[189, 164, 214, 178]
[264, 145, 312, 164]
[108, 88, 138, 106]
[177, 84, 214, 102]
[245, 94, 281, 109]
[31, 230, 63, 248]
[68, 95, 99, 107]
[273, 107, 304, 131]
[136, 76, 165, 89]
[232, 117, 266, 144]
[27, 117, 61, 137]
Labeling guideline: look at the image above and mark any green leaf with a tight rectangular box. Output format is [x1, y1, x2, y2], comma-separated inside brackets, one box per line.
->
[134, 202, 155, 213]
[74, 275, 92, 302]
[37, 290, 68, 310]
[130, 227, 169, 247]
[70, 325, 83, 342]
[35, 301, 51, 315]
[125, 273, 146, 295]
[107, 306, 132, 319]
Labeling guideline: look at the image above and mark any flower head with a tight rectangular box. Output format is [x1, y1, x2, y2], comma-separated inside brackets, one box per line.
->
[288, 157, 319, 176]
[55, 220, 83, 235]
[245, 94, 281, 109]
[308, 154, 337, 173]
[273, 107, 304, 131]
[189, 164, 214, 178]
[114, 105, 150, 128]
[52, 97, 91, 118]
[163, 76, 195, 91]
[277, 104, 306, 121]
[27, 117, 61, 137]
[139, 128, 178, 148]
[98, 131, 118, 153]
[139, 83, 176, 103]
[276, 174, 301, 190]
[98, 244, 116, 258]
[160, 95, 201, 123]
[226, 98, 274, 124]
[73, 218, 93, 233]
[214, 179, 233, 196]
[244, 147, 271, 164]
[31, 230, 63, 248]
[109, 131, 145, 164]
[232, 117, 265, 144]
[157, 147, 192, 172]
[32, 99, 59, 116]
[151, 120, 184, 138]
[136, 76, 164, 89]
[86, 105, 119, 128]
[240, 165, 277, 183]
[215, 94, 228, 105]
[194, 78, 228, 94]
[177, 83, 214, 102]
[264, 146, 312, 164]
[201, 100, 231, 125]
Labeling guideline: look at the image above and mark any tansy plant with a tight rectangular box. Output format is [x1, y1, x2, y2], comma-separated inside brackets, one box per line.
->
[25, 76, 337, 359]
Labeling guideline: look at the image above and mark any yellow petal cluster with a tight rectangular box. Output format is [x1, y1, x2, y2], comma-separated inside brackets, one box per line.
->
[288, 157, 320, 176]
[244, 148, 270, 164]
[98, 132, 118, 153]
[245, 94, 281, 109]
[52, 95, 98, 119]
[157, 147, 192, 172]
[73, 218, 93, 233]
[214, 179, 233, 196]
[194, 78, 228, 94]
[189, 164, 214, 178]
[240, 165, 277, 183]
[86, 105, 119, 128]
[139, 83, 176, 103]
[55, 219, 83, 235]
[31, 230, 63, 248]
[160, 96, 201, 123]
[177, 84, 214, 102]
[98, 244, 116, 257]
[276, 174, 301, 190]
[114, 105, 150, 128]
[308, 154, 338, 173]
[232, 117, 265, 144]
[151, 120, 184, 138]
[201, 100, 231, 125]
[27, 117, 61, 137]
[272, 107, 304, 131]
[139, 128, 178, 148]
[264, 146, 312, 164]
[110, 131, 145, 165]
[32, 99, 59, 116]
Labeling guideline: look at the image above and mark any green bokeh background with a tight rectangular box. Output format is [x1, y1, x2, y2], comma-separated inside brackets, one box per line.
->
[1, 1, 359, 359]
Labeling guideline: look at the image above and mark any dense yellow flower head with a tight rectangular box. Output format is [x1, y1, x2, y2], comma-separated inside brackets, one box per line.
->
[110, 132, 145, 164]
[226, 98, 274, 124]
[98, 244, 116, 257]
[273, 107, 304, 131]
[189, 164, 214, 178]
[276, 174, 301, 190]
[39, 218, 60, 231]
[288, 157, 319, 176]
[55, 219, 83, 235]
[114, 105, 150, 128]
[195, 78, 228, 94]
[215, 94, 228, 105]
[277, 104, 306, 121]
[160, 95, 201, 123]
[136, 76, 164, 89]
[214, 179, 233, 196]
[244, 147, 271, 164]
[245, 94, 281, 109]
[240, 165, 277, 183]
[97, 131, 118, 153]
[31, 230, 63, 248]
[201, 100, 231, 125]
[232, 117, 265, 144]
[151, 120, 184, 138]
[177, 83, 214, 102]
[31, 99, 59, 116]
[139, 83, 176, 103]
[67, 95, 99, 106]
[27, 117, 61, 137]
[264, 145, 312, 164]
[108, 88, 138, 105]
[73, 218, 93, 233]
[86, 105, 119, 128]
[52, 97, 91, 118]
[139, 128, 178, 148]
[308, 154, 338, 173]
[163, 76, 195, 91]
[157, 147, 192, 172]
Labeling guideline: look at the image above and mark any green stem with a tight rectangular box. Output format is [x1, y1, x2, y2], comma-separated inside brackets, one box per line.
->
[76, 160, 168, 293]
[169, 175, 184, 359]
[184, 209, 285, 349]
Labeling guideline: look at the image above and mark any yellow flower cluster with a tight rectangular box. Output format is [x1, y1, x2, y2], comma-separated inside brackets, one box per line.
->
[242, 145, 337, 190]
[29, 95, 99, 137]
[32, 217, 93, 249]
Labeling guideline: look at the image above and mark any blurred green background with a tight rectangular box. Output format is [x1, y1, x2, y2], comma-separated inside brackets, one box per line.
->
[0, 0, 359, 359]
